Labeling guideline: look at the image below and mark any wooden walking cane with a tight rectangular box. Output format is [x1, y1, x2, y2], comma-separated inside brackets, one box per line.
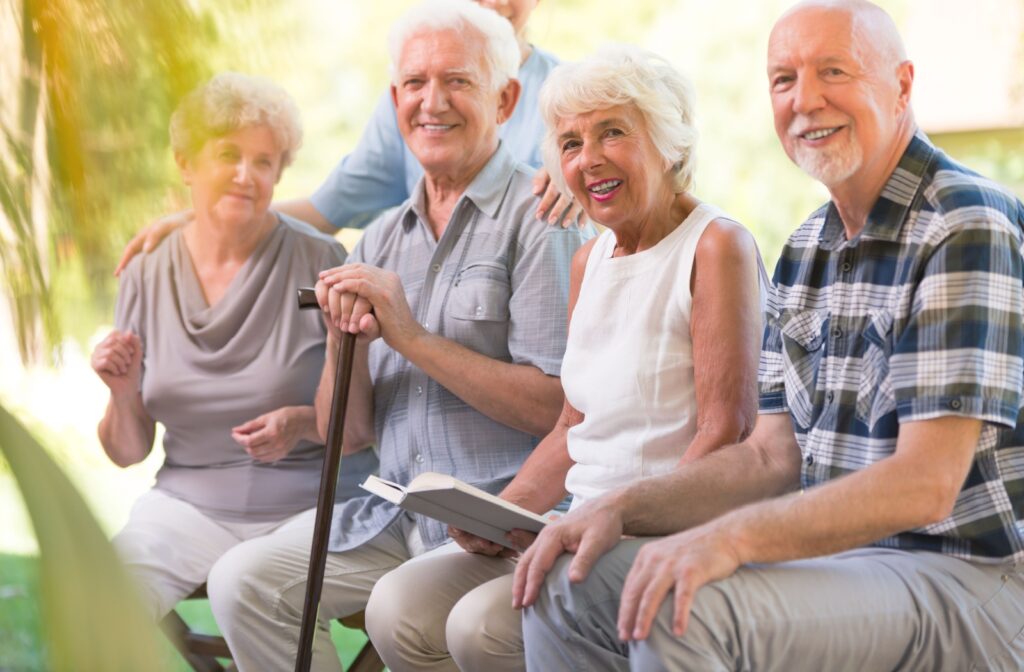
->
[294, 287, 358, 672]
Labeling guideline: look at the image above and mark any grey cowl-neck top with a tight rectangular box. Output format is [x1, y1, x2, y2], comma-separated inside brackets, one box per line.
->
[115, 215, 368, 522]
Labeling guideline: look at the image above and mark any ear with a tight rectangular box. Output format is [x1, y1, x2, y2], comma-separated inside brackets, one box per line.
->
[391, 82, 400, 109]
[175, 151, 193, 186]
[495, 77, 522, 125]
[895, 59, 914, 114]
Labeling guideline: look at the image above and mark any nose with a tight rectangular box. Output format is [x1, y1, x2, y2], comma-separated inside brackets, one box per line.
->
[792, 73, 826, 115]
[579, 138, 604, 171]
[233, 160, 253, 185]
[421, 79, 449, 115]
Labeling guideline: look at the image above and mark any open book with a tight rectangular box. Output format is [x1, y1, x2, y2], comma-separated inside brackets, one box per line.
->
[360, 472, 547, 549]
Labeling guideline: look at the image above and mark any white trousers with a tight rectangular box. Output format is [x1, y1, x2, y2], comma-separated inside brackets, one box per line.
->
[111, 489, 314, 620]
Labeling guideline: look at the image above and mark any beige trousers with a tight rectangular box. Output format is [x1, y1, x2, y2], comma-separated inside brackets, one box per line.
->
[366, 547, 522, 672]
[111, 489, 313, 621]
[205, 510, 433, 672]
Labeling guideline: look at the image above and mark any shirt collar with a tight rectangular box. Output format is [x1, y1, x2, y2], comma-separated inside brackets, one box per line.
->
[818, 130, 937, 249]
[401, 142, 518, 230]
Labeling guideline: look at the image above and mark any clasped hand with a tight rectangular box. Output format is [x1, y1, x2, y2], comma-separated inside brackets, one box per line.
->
[315, 264, 421, 348]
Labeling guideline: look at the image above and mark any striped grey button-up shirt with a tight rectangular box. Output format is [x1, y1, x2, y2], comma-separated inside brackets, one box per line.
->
[329, 144, 593, 552]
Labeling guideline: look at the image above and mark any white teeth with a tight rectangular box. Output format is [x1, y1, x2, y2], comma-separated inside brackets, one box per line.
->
[803, 127, 839, 140]
[422, 124, 453, 131]
[589, 180, 622, 194]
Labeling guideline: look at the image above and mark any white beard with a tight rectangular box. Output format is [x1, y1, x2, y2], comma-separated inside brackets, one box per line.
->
[791, 134, 863, 186]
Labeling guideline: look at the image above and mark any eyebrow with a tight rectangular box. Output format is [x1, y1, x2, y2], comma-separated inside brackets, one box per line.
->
[557, 117, 631, 142]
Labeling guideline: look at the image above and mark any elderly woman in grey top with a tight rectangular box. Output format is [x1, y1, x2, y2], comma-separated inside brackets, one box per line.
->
[90, 73, 376, 620]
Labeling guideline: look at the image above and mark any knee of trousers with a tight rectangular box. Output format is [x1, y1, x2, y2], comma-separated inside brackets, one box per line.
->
[447, 585, 520, 669]
[365, 564, 435, 657]
[206, 543, 290, 628]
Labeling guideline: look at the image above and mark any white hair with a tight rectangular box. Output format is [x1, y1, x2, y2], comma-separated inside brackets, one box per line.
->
[388, 0, 520, 90]
[540, 45, 698, 195]
[169, 72, 303, 169]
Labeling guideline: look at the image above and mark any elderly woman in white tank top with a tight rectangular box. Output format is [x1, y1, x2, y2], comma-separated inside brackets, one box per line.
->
[366, 46, 767, 672]
[90, 73, 376, 621]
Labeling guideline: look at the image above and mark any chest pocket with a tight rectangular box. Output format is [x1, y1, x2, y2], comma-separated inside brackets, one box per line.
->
[448, 261, 511, 322]
[779, 309, 828, 429]
[855, 310, 897, 430]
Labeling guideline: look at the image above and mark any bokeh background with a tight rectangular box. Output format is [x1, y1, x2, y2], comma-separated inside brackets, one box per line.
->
[2, 0, 1022, 668]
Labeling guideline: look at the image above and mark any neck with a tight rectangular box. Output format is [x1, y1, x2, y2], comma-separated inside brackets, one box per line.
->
[422, 144, 496, 237]
[612, 191, 698, 256]
[518, 38, 532, 65]
[828, 121, 916, 239]
[184, 210, 276, 267]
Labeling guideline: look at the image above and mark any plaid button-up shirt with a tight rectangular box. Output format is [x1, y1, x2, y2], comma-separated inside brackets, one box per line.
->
[760, 132, 1024, 563]
[329, 144, 592, 552]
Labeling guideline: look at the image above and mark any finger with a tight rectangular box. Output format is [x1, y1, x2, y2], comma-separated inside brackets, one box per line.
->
[616, 555, 653, 640]
[511, 546, 534, 607]
[232, 418, 264, 435]
[357, 314, 381, 342]
[114, 235, 145, 276]
[349, 296, 373, 333]
[630, 569, 675, 641]
[672, 577, 697, 637]
[519, 534, 564, 608]
[548, 194, 574, 225]
[566, 530, 611, 584]
[535, 181, 560, 220]
[506, 529, 537, 552]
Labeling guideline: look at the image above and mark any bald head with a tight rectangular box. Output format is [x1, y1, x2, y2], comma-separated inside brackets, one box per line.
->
[773, 0, 907, 72]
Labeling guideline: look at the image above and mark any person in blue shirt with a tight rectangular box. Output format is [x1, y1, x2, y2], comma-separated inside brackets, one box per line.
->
[114, 0, 577, 273]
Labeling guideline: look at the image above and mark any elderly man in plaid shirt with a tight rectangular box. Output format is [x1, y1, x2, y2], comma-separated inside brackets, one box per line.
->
[513, 1, 1024, 669]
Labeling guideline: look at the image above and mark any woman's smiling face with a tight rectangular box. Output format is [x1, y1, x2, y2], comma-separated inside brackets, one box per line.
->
[556, 104, 671, 231]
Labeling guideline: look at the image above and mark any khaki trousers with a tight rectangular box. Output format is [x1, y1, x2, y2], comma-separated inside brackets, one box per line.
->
[523, 539, 1024, 671]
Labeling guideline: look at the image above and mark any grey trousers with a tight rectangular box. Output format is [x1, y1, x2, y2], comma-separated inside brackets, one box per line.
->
[523, 539, 1024, 671]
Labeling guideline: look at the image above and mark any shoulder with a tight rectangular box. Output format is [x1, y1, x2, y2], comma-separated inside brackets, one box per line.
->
[696, 215, 758, 264]
[119, 228, 177, 290]
[921, 152, 1023, 240]
[277, 214, 348, 264]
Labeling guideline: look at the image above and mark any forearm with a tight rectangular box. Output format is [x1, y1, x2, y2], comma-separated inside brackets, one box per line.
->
[315, 336, 376, 452]
[722, 417, 980, 564]
[398, 332, 563, 437]
[617, 423, 802, 536]
[97, 393, 155, 467]
[499, 418, 575, 513]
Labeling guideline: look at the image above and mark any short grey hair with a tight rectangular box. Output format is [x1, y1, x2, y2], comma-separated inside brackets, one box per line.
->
[388, 0, 520, 90]
[540, 45, 698, 195]
[169, 72, 303, 170]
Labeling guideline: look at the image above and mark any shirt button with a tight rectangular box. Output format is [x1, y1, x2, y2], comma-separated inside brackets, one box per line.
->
[422, 322, 429, 330]
[950, 399, 962, 410]
[475, 306, 484, 316]
[415, 453, 425, 464]
[841, 261, 852, 273]
[415, 385, 423, 396]
[826, 391, 835, 403]
[432, 263, 441, 273]
[805, 454, 814, 466]
[831, 327, 842, 339]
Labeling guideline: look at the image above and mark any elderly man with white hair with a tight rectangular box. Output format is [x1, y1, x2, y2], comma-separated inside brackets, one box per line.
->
[364, 45, 766, 672]
[202, 2, 590, 670]
[515, 1, 1024, 670]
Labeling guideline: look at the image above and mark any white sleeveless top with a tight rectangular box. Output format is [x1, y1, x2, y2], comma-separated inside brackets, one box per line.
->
[562, 203, 737, 509]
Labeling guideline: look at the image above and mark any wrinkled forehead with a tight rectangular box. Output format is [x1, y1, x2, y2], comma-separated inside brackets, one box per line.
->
[398, 26, 489, 76]
[767, 6, 864, 70]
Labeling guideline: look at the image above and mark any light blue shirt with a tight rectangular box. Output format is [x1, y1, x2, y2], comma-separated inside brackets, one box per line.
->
[310, 45, 559, 229]
[328, 144, 594, 552]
